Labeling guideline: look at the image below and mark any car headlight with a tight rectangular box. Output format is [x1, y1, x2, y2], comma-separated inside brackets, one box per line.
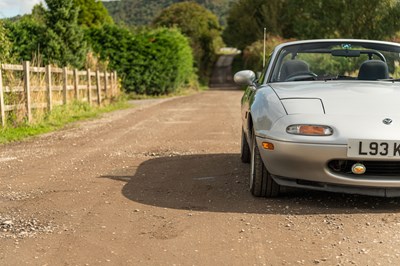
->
[286, 125, 333, 136]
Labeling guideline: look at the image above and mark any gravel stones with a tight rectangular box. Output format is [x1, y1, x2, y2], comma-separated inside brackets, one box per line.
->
[0, 214, 57, 239]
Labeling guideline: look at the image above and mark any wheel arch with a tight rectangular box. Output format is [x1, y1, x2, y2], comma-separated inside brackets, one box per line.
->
[245, 112, 255, 146]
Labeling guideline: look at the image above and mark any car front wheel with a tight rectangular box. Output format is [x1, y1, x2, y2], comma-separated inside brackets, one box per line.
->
[250, 130, 280, 197]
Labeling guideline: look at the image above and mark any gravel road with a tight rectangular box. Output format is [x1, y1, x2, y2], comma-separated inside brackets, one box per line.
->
[1, 85, 400, 265]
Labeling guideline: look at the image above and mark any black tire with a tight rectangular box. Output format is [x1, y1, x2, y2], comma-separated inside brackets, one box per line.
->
[241, 129, 251, 163]
[250, 130, 280, 197]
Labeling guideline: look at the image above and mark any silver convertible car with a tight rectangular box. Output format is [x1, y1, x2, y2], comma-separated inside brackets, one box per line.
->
[235, 39, 400, 197]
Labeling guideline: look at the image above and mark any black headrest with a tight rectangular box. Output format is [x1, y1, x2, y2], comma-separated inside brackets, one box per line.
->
[280, 60, 310, 81]
[358, 60, 389, 80]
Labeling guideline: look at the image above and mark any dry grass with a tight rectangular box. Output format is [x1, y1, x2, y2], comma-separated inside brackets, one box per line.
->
[1, 60, 119, 128]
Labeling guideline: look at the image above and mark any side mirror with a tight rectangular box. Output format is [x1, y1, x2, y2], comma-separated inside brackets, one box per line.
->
[234, 70, 256, 86]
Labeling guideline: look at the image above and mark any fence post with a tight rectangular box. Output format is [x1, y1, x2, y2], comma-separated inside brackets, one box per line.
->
[73, 69, 79, 100]
[114, 71, 118, 95]
[45, 65, 52, 112]
[0, 66, 5, 127]
[87, 68, 92, 106]
[96, 70, 101, 105]
[23, 61, 32, 123]
[104, 71, 108, 99]
[109, 72, 114, 97]
[62, 67, 68, 105]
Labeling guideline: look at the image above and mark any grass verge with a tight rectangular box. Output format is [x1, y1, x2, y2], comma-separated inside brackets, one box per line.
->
[0, 97, 130, 144]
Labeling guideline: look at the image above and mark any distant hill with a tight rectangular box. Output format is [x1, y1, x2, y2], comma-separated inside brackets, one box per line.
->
[102, 0, 236, 26]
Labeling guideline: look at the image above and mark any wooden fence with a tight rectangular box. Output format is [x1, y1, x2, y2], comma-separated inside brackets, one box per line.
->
[0, 61, 119, 127]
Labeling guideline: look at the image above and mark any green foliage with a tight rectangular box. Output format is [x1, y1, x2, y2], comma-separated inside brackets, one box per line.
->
[201, 0, 237, 26]
[87, 25, 194, 95]
[31, 3, 46, 24]
[282, 0, 400, 40]
[0, 21, 13, 63]
[5, 16, 46, 62]
[295, 53, 366, 77]
[153, 2, 224, 83]
[242, 36, 294, 72]
[102, 0, 235, 26]
[224, 0, 400, 50]
[0, 98, 129, 144]
[5, 1, 88, 67]
[224, 0, 285, 50]
[44, 0, 87, 68]
[73, 0, 114, 28]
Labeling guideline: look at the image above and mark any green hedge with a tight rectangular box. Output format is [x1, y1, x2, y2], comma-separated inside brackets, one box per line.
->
[87, 25, 194, 95]
[242, 36, 295, 72]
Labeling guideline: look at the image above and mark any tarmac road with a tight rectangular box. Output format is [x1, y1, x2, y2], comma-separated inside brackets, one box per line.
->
[1, 66, 400, 265]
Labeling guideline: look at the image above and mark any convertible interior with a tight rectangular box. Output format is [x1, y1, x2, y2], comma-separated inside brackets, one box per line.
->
[273, 43, 399, 82]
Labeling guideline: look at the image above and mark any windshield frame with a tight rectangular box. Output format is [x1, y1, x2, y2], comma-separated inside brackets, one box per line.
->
[265, 39, 400, 84]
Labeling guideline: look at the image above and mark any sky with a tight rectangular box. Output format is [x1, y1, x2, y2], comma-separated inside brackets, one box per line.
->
[0, 0, 118, 19]
[0, 0, 44, 18]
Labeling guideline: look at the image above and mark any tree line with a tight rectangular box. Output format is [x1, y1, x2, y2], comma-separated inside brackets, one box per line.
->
[102, 0, 400, 76]
[223, 0, 400, 70]
[1, 0, 224, 95]
[102, 0, 236, 26]
[224, 0, 400, 49]
[2, 0, 400, 95]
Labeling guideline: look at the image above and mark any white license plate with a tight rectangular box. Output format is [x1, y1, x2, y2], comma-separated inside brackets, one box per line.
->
[347, 139, 400, 158]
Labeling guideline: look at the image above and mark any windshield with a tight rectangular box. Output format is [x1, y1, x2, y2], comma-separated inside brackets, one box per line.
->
[270, 41, 400, 82]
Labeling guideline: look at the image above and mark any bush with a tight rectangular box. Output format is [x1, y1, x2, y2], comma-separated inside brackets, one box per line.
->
[5, 16, 46, 63]
[153, 2, 224, 84]
[0, 21, 14, 63]
[87, 25, 194, 95]
[242, 35, 295, 72]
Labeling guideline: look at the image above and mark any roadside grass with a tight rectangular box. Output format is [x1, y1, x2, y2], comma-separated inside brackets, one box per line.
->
[0, 97, 130, 144]
[0, 83, 204, 144]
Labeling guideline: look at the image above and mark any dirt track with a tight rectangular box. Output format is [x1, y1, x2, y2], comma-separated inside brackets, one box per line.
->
[2, 84, 400, 265]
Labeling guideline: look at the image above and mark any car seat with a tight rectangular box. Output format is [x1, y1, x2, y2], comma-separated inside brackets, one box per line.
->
[279, 60, 310, 81]
[358, 60, 389, 80]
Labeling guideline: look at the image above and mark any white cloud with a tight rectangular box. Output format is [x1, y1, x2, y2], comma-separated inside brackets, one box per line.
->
[0, 0, 44, 18]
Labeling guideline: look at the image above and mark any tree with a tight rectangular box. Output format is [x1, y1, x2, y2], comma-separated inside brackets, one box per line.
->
[0, 21, 13, 63]
[153, 2, 224, 83]
[102, 0, 235, 26]
[31, 3, 46, 24]
[87, 25, 194, 95]
[338, 0, 400, 39]
[43, 0, 87, 68]
[5, 16, 47, 63]
[283, 0, 400, 40]
[195, 0, 237, 26]
[223, 0, 284, 50]
[223, 0, 400, 50]
[73, 0, 113, 28]
[242, 35, 295, 71]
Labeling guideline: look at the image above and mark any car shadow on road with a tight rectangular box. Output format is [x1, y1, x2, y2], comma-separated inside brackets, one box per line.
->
[101, 153, 400, 215]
